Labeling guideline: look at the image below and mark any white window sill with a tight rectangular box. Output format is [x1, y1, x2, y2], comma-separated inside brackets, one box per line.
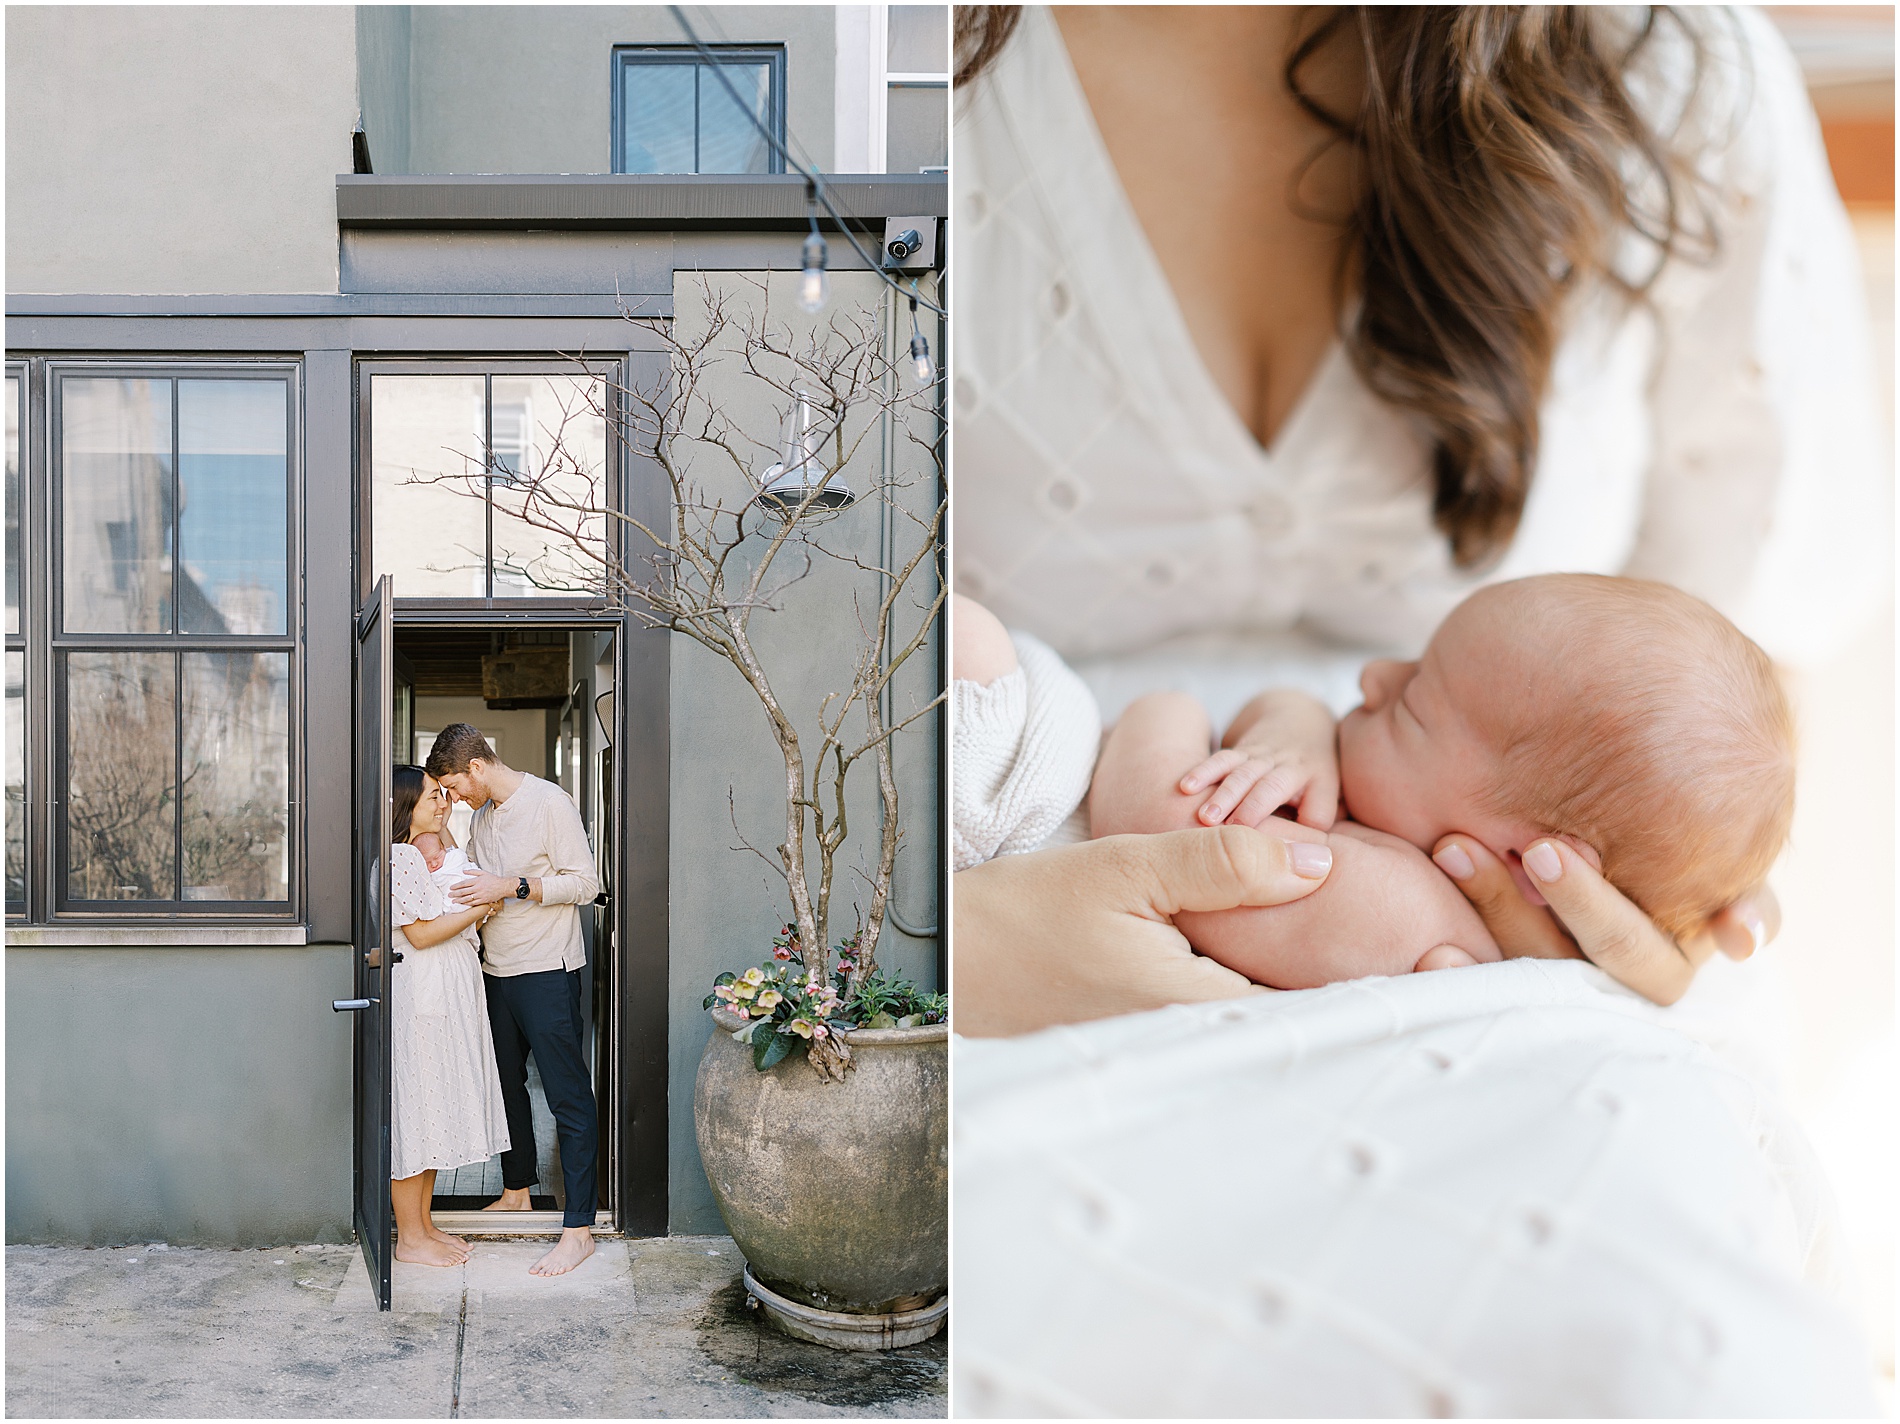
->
[5, 925, 311, 947]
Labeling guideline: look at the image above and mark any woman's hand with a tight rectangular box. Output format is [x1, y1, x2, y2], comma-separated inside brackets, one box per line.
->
[954, 824, 1335, 1037]
[1179, 690, 1340, 829]
[399, 901, 490, 950]
[1430, 835, 1777, 1007]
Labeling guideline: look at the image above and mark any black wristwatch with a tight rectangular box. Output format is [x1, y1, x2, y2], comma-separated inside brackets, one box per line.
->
[515, 876, 531, 901]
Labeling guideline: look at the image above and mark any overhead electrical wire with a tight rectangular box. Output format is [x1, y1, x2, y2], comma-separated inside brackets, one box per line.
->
[667, 5, 948, 319]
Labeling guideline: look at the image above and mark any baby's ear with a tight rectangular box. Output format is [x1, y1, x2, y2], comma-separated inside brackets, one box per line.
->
[1552, 833, 1603, 872]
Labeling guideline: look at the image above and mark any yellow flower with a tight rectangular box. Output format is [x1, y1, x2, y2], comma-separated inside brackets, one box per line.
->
[756, 989, 782, 1011]
[787, 1018, 815, 1039]
[740, 967, 766, 987]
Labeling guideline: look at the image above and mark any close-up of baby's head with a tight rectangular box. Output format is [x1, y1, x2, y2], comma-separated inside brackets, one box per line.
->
[1339, 574, 1795, 938]
[409, 830, 447, 872]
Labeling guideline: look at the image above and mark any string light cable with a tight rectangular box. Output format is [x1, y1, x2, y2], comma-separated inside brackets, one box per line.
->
[667, 4, 947, 319]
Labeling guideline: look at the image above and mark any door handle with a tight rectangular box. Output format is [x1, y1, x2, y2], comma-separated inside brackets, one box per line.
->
[333, 998, 374, 1012]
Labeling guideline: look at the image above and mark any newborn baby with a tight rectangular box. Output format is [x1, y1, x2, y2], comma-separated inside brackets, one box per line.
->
[1088, 574, 1795, 995]
[408, 831, 486, 910]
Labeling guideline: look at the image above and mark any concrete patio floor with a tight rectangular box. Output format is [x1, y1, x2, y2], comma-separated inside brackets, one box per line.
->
[5, 1235, 946, 1418]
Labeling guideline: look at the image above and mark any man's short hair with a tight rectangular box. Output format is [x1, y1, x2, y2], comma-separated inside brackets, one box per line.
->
[426, 723, 496, 779]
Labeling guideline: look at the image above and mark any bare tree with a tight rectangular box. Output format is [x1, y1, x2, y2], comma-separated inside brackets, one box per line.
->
[410, 273, 945, 1077]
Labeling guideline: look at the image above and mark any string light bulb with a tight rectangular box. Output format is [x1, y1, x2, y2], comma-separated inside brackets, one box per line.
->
[797, 182, 830, 315]
[908, 295, 935, 387]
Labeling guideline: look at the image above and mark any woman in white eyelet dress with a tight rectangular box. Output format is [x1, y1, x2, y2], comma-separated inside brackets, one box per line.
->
[386, 764, 511, 1269]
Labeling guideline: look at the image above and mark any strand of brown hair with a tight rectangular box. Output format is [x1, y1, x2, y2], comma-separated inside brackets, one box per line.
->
[954, 5, 1724, 568]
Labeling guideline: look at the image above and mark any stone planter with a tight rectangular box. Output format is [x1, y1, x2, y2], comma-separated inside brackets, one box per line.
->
[695, 1006, 947, 1346]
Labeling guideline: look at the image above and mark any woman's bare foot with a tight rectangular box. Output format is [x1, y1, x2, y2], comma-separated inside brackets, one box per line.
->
[426, 1226, 472, 1259]
[482, 1187, 534, 1212]
[529, 1227, 595, 1277]
[394, 1235, 467, 1268]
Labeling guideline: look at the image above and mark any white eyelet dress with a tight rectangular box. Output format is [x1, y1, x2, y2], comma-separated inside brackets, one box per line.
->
[952, 7, 1889, 726]
[388, 841, 511, 1181]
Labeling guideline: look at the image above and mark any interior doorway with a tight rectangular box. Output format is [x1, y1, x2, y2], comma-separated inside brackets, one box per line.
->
[391, 621, 620, 1228]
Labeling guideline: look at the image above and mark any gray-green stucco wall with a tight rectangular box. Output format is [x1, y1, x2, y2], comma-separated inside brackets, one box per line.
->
[5, 946, 355, 1245]
[360, 5, 838, 178]
[664, 270, 944, 1234]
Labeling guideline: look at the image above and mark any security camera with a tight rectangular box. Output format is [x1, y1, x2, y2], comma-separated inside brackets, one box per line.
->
[886, 229, 922, 262]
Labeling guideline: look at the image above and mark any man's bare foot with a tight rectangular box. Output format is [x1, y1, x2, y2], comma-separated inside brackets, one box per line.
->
[530, 1227, 594, 1277]
[482, 1187, 534, 1212]
[394, 1235, 467, 1268]
[426, 1225, 472, 1259]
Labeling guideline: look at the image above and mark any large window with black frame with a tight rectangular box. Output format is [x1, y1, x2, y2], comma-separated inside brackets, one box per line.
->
[21, 363, 300, 918]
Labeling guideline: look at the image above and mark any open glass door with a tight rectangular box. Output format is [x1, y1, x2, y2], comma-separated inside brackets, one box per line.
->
[350, 576, 394, 1309]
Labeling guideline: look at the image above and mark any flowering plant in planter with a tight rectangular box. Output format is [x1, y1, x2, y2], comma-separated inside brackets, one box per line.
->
[706, 926, 948, 1073]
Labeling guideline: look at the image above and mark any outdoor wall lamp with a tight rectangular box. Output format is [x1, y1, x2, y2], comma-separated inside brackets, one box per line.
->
[754, 387, 855, 513]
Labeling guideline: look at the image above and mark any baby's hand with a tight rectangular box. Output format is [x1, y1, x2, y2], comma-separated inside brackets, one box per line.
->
[1180, 690, 1339, 829]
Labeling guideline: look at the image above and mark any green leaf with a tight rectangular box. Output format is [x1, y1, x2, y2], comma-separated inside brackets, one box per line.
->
[713, 971, 737, 987]
[731, 1019, 760, 1043]
[753, 1028, 795, 1071]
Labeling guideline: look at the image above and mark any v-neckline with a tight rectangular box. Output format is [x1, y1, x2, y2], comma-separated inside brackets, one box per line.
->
[1022, 5, 1342, 475]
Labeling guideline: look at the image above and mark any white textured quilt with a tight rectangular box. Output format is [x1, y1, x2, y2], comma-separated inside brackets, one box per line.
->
[954, 958, 1875, 1417]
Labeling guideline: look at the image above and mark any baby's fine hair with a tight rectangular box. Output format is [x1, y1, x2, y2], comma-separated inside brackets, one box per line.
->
[1475, 575, 1794, 939]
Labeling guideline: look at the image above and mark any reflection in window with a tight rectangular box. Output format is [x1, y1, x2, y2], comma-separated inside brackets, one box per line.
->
[372, 372, 607, 600]
[181, 652, 290, 901]
[6, 374, 20, 636]
[178, 382, 289, 635]
[615, 49, 783, 175]
[52, 370, 296, 911]
[61, 379, 173, 634]
[65, 652, 177, 902]
[6, 651, 23, 905]
[884, 7, 949, 174]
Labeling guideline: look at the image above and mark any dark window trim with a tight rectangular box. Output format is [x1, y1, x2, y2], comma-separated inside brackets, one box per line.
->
[610, 44, 787, 177]
[35, 357, 303, 922]
[356, 355, 626, 615]
[6, 361, 28, 916]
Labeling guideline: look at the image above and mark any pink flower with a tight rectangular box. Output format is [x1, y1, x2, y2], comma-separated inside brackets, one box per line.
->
[813, 1024, 829, 1040]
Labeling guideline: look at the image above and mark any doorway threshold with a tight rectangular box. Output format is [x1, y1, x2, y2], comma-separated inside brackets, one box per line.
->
[432, 1209, 618, 1237]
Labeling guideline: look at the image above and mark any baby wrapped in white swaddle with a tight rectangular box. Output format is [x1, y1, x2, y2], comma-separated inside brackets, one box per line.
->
[952, 597, 1102, 871]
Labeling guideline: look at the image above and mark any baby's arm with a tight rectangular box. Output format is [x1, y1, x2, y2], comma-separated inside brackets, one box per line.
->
[1179, 689, 1341, 829]
[1092, 693, 1497, 988]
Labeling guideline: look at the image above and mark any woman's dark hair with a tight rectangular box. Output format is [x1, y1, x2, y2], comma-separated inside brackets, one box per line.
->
[955, 6, 1723, 567]
[391, 764, 428, 845]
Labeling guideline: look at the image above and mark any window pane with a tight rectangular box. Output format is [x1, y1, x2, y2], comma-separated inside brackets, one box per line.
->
[182, 652, 289, 902]
[887, 83, 949, 174]
[697, 62, 772, 174]
[6, 375, 20, 636]
[66, 651, 176, 902]
[6, 650, 23, 904]
[888, 6, 949, 72]
[178, 381, 289, 635]
[622, 61, 697, 174]
[371, 375, 489, 598]
[61, 378, 173, 633]
[490, 376, 608, 597]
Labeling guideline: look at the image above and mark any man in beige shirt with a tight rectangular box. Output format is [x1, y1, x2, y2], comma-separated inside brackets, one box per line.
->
[427, 723, 600, 1277]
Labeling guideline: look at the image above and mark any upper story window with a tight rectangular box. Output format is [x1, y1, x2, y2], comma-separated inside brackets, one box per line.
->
[612, 45, 785, 174]
[883, 7, 949, 174]
[10, 363, 300, 917]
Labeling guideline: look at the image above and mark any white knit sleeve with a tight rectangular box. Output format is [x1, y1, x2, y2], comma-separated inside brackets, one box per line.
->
[953, 631, 1103, 871]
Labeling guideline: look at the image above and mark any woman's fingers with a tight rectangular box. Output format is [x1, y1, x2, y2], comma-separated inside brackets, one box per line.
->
[1519, 838, 1694, 1005]
[1431, 835, 1579, 961]
[1708, 884, 1780, 961]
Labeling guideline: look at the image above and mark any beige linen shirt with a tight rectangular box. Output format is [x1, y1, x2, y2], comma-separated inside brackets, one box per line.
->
[467, 774, 600, 978]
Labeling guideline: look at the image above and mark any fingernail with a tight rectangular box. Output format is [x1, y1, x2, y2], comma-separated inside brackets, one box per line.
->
[1524, 842, 1562, 883]
[1290, 843, 1333, 878]
[1432, 843, 1475, 881]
